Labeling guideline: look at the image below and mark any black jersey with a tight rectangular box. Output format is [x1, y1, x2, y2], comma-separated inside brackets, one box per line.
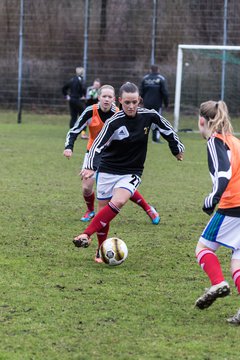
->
[140, 73, 169, 110]
[64, 103, 118, 151]
[87, 107, 185, 177]
[62, 75, 86, 99]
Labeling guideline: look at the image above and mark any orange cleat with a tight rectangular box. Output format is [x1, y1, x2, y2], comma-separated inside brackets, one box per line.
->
[80, 131, 89, 140]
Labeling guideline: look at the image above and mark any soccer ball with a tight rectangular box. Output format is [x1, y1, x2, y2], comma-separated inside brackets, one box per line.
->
[100, 237, 128, 266]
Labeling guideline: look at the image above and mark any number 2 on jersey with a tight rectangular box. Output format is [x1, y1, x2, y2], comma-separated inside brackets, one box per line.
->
[129, 174, 140, 188]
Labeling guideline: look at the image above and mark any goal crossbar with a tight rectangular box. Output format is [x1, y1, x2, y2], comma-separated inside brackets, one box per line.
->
[173, 44, 240, 131]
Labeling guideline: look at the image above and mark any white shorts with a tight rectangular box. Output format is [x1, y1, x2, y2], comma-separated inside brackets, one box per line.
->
[81, 153, 96, 179]
[96, 172, 141, 200]
[199, 212, 240, 260]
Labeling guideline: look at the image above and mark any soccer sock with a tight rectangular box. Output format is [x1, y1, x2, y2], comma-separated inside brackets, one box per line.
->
[130, 190, 151, 212]
[97, 223, 110, 248]
[232, 269, 240, 294]
[83, 192, 95, 212]
[196, 249, 225, 286]
[83, 201, 120, 237]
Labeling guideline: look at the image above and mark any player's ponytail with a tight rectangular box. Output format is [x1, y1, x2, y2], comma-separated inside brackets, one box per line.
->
[199, 100, 232, 137]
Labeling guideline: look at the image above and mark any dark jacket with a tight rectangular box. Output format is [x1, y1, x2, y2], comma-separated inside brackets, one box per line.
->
[140, 72, 169, 111]
[62, 75, 86, 99]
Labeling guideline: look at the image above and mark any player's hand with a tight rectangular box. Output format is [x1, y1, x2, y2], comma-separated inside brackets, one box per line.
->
[80, 169, 94, 180]
[202, 205, 215, 216]
[63, 149, 73, 159]
[176, 152, 184, 161]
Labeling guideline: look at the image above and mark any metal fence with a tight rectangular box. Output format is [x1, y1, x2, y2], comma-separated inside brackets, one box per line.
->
[0, 0, 240, 120]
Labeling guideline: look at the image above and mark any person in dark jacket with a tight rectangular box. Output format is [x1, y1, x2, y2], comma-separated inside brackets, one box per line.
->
[62, 67, 86, 129]
[140, 64, 169, 143]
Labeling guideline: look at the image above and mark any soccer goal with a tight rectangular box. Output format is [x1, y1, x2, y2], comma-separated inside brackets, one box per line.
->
[173, 45, 240, 132]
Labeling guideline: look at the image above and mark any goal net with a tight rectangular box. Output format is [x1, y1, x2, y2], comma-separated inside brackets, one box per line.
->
[174, 45, 240, 132]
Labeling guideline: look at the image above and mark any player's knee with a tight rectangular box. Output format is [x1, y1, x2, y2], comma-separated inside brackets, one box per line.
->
[82, 186, 93, 196]
[111, 198, 127, 209]
[112, 187, 132, 208]
[82, 180, 94, 195]
[195, 240, 207, 256]
[231, 258, 240, 274]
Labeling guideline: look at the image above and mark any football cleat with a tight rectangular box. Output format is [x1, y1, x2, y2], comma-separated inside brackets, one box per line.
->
[195, 281, 230, 310]
[73, 234, 92, 248]
[80, 210, 95, 222]
[80, 131, 89, 140]
[147, 206, 160, 225]
[94, 248, 104, 264]
[227, 309, 240, 325]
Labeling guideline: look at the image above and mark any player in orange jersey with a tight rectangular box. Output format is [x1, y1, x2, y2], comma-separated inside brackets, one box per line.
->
[195, 100, 240, 325]
[64, 85, 118, 223]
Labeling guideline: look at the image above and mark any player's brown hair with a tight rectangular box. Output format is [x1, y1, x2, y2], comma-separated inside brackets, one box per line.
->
[119, 82, 139, 97]
[199, 100, 233, 136]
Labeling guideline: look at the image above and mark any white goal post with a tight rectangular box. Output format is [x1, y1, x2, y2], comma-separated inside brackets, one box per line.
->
[173, 44, 240, 132]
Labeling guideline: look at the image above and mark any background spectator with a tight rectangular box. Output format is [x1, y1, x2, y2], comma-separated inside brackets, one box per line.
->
[86, 78, 101, 106]
[140, 64, 169, 143]
[62, 67, 86, 128]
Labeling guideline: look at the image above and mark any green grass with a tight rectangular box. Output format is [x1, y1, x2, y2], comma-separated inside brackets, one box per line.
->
[1, 111, 240, 360]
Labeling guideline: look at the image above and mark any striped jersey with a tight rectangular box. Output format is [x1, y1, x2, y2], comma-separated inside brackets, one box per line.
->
[203, 133, 240, 216]
[64, 103, 118, 151]
[86, 107, 185, 177]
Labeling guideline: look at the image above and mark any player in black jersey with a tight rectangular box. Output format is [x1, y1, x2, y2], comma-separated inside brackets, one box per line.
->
[73, 82, 185, 262]
[64, 85, 161, 255]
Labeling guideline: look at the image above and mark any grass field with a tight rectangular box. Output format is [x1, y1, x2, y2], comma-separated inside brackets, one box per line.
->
[1, 111, 240, 360]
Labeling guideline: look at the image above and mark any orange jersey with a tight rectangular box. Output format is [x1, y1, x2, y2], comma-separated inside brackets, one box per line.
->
[87, 104, 119, 151]
[215, 133, 240, 209]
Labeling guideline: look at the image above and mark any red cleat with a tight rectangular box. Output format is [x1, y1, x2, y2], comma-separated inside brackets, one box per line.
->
[147, 205, 160, 225]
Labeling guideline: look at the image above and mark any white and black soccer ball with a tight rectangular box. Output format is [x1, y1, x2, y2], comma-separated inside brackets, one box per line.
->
[100, 237, 128, 266]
